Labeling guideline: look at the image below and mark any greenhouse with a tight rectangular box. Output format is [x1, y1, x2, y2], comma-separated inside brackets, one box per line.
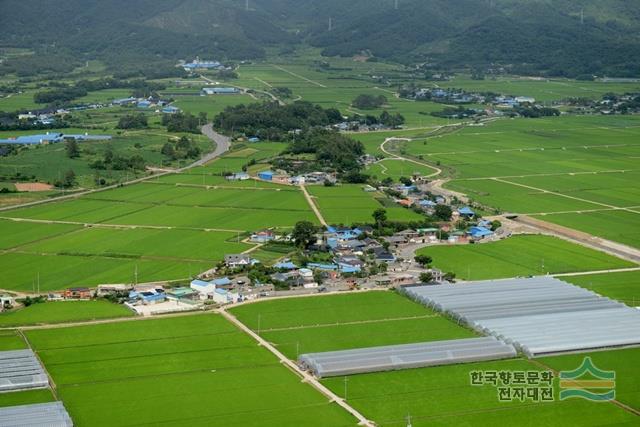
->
[402, 276, 640, 357]
[0, 349, 49, 392]
[0, 402, 73, 427]
[298, 337, 516, 378]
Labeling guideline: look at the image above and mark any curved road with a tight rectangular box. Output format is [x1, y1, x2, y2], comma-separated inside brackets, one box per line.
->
[0, 124, 230, 212]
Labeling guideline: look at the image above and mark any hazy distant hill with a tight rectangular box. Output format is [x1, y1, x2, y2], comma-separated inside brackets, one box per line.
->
[1, 0, 639, 77]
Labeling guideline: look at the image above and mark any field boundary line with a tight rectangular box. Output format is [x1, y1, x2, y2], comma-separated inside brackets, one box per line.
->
[492, 177, 640, 215]
[16, 329, 59, 400]
[552, 267, 640, 277]
[461, 168, 640, 181]
[220, 309, 375, 426]
[272, 64, 327, 88]
[257, 314, 440, 333]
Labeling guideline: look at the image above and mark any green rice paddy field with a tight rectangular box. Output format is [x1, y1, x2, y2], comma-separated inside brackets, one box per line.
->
[565, 270, 640, 306]
[230, 290, 639, 427]
[25, 314, 357, 427]
[230, 291, 475, 360]
[307, 184, 424, 225]
[401, 115, 640, 249]
[0, 301, 132, 327]
[417, 235, 634, 281]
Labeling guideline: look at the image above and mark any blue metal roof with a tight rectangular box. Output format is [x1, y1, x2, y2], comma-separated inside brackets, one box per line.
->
[458, 207, 475, 216]
[213, 277, 232, 286]
[468, 226, 493, 237]
[274, 262, 298, 270]
[190, 279, 212, 287]
[308, 263, 338, 271]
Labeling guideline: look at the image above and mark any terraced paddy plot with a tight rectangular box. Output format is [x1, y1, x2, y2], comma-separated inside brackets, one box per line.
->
[417, 235, 634, 281]
[533, 210, 640, 249]
[106, 203, 317, 230]
[366, 159, 437, 181]
[0, 220, 80, 250]
[231, 292, 474, 360]
[321, 357, 638, 427]
[307, 185, 424, 225]
[25, 315, 357, 427]
[0, 301, 133, 328]
[0, 252, 210, 292]
[565, 271, 640, 307]
[3, 199, 149, 224]
[21, 227, 251, 262]
[0, 389, 54, 409]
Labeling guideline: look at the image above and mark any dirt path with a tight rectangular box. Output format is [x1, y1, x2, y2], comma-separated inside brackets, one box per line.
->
[219, 309, 375, 426]
[257, 314, 440, 333]
[300, 184, 328, 227]
[380, 137, 441, 178]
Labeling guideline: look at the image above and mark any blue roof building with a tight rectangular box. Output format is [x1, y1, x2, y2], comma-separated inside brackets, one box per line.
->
[137, 100, 152, 108]
[0, 133, 64, 145]
[458, 207, 476, 218]
[468, 226, 493, 239]
[419, 200, 437, 207]
[308, 263, 339, 271]
[248, 137, 260, 143]
[162, 106, 181, 114]
[213, 277, 232, 286]
[258, 171, 274, 181]
[274, 262, 298, 270]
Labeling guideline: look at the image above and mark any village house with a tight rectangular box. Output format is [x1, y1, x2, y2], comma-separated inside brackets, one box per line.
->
[250, 230, 275, 243]
[64, 287, 92, 300]
[1, 295, 14, 311]
[224, 254, 254, 268]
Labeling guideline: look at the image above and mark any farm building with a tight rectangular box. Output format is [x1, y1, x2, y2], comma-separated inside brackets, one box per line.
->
[162, 105, 181, 114]
[457, 207, 476, 218]
[226, 172, 250, 181]
[128, 289, 166, 305]
[190, 279, 216, 295]
[112, 97, 137, 105]
[64, 287, 91, 300]
[167, 287, 197, 301]
[1, 294, 14, 310]
[468, 226, 494, 239]
[202, 87, 240, 95]
[258, 171, 275, 181]
[251, 230, 275, 243]
[0, 133, 63, 145]
[182, 59, 222, 71]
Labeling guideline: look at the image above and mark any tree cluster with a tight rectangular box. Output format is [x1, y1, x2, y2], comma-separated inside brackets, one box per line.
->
[352, 94, 387, 110]
[161, 137, 201, 161]
[117, 113, 148, 130]
[162, 112, 205, 134]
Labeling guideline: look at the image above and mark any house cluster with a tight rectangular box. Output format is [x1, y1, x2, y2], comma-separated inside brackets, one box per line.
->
[563, 93, 640, 115]
[330, 120, 397, 133]
[189, 277, 246, 304]
[401, 86, 538, 110]
[256, 170, 336, 185]
[0, 132, 112, 146]
[112, 97, 180, 114]
[181, 59, 225, 72]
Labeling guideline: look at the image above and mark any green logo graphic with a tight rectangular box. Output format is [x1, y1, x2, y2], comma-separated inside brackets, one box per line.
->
[559, 357, 615, 401]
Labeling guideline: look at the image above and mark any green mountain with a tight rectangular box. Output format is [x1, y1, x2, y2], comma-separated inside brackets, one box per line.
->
[0, 0, 638, 77]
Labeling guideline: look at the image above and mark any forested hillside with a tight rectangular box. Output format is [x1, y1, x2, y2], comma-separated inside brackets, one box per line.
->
[1, 0, 639, 77]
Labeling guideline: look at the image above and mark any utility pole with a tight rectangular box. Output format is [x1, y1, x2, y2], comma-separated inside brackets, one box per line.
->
[406, 414, 413, 427]
[328, 17, 333, 32]
[134, 264, 138, 285]
[343, 376, 349, 400]
[37, 272, 40, 295]
[394, 0, 399, 10]
[257, 314, 262, 335]
[581, 8, 584, 25]
[245, 0, 249, 12]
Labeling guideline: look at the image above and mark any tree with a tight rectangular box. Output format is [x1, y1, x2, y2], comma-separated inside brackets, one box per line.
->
[55, 169, 76, 189]
[117, 113, 148, 129]
[419, 272, 434, 283]
[65, 139, 80, 158]
[490, 220, 502, 231]
[292, 221, 317, 248]
[443, 272, 456, 282]
[372, 208, 387, 230]
[434, 205, 452, 221]
[414, 254, 433, 267]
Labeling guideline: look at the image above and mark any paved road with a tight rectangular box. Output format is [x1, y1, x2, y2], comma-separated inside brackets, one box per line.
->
[0, 124, 230, 213]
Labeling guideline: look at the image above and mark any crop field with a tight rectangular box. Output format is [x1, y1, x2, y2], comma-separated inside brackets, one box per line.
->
[173, 94, 255, 116]
[0, 301, 132, 327]
[366, 158, 437, 181]
[307, 184, 424, 225]
[322, 355, 638, 427]
[417, 235, 634, 281]
[0, 330, 27, 350]
[400, 115, 640, 248]
[565, 271, 640, 306]
[0, 390, 55, 409]
[230, 291, 474, 359]
[25, 314, 357, 427]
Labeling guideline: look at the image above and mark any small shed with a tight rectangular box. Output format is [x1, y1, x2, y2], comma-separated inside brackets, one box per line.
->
[258, 171, 274, 181]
